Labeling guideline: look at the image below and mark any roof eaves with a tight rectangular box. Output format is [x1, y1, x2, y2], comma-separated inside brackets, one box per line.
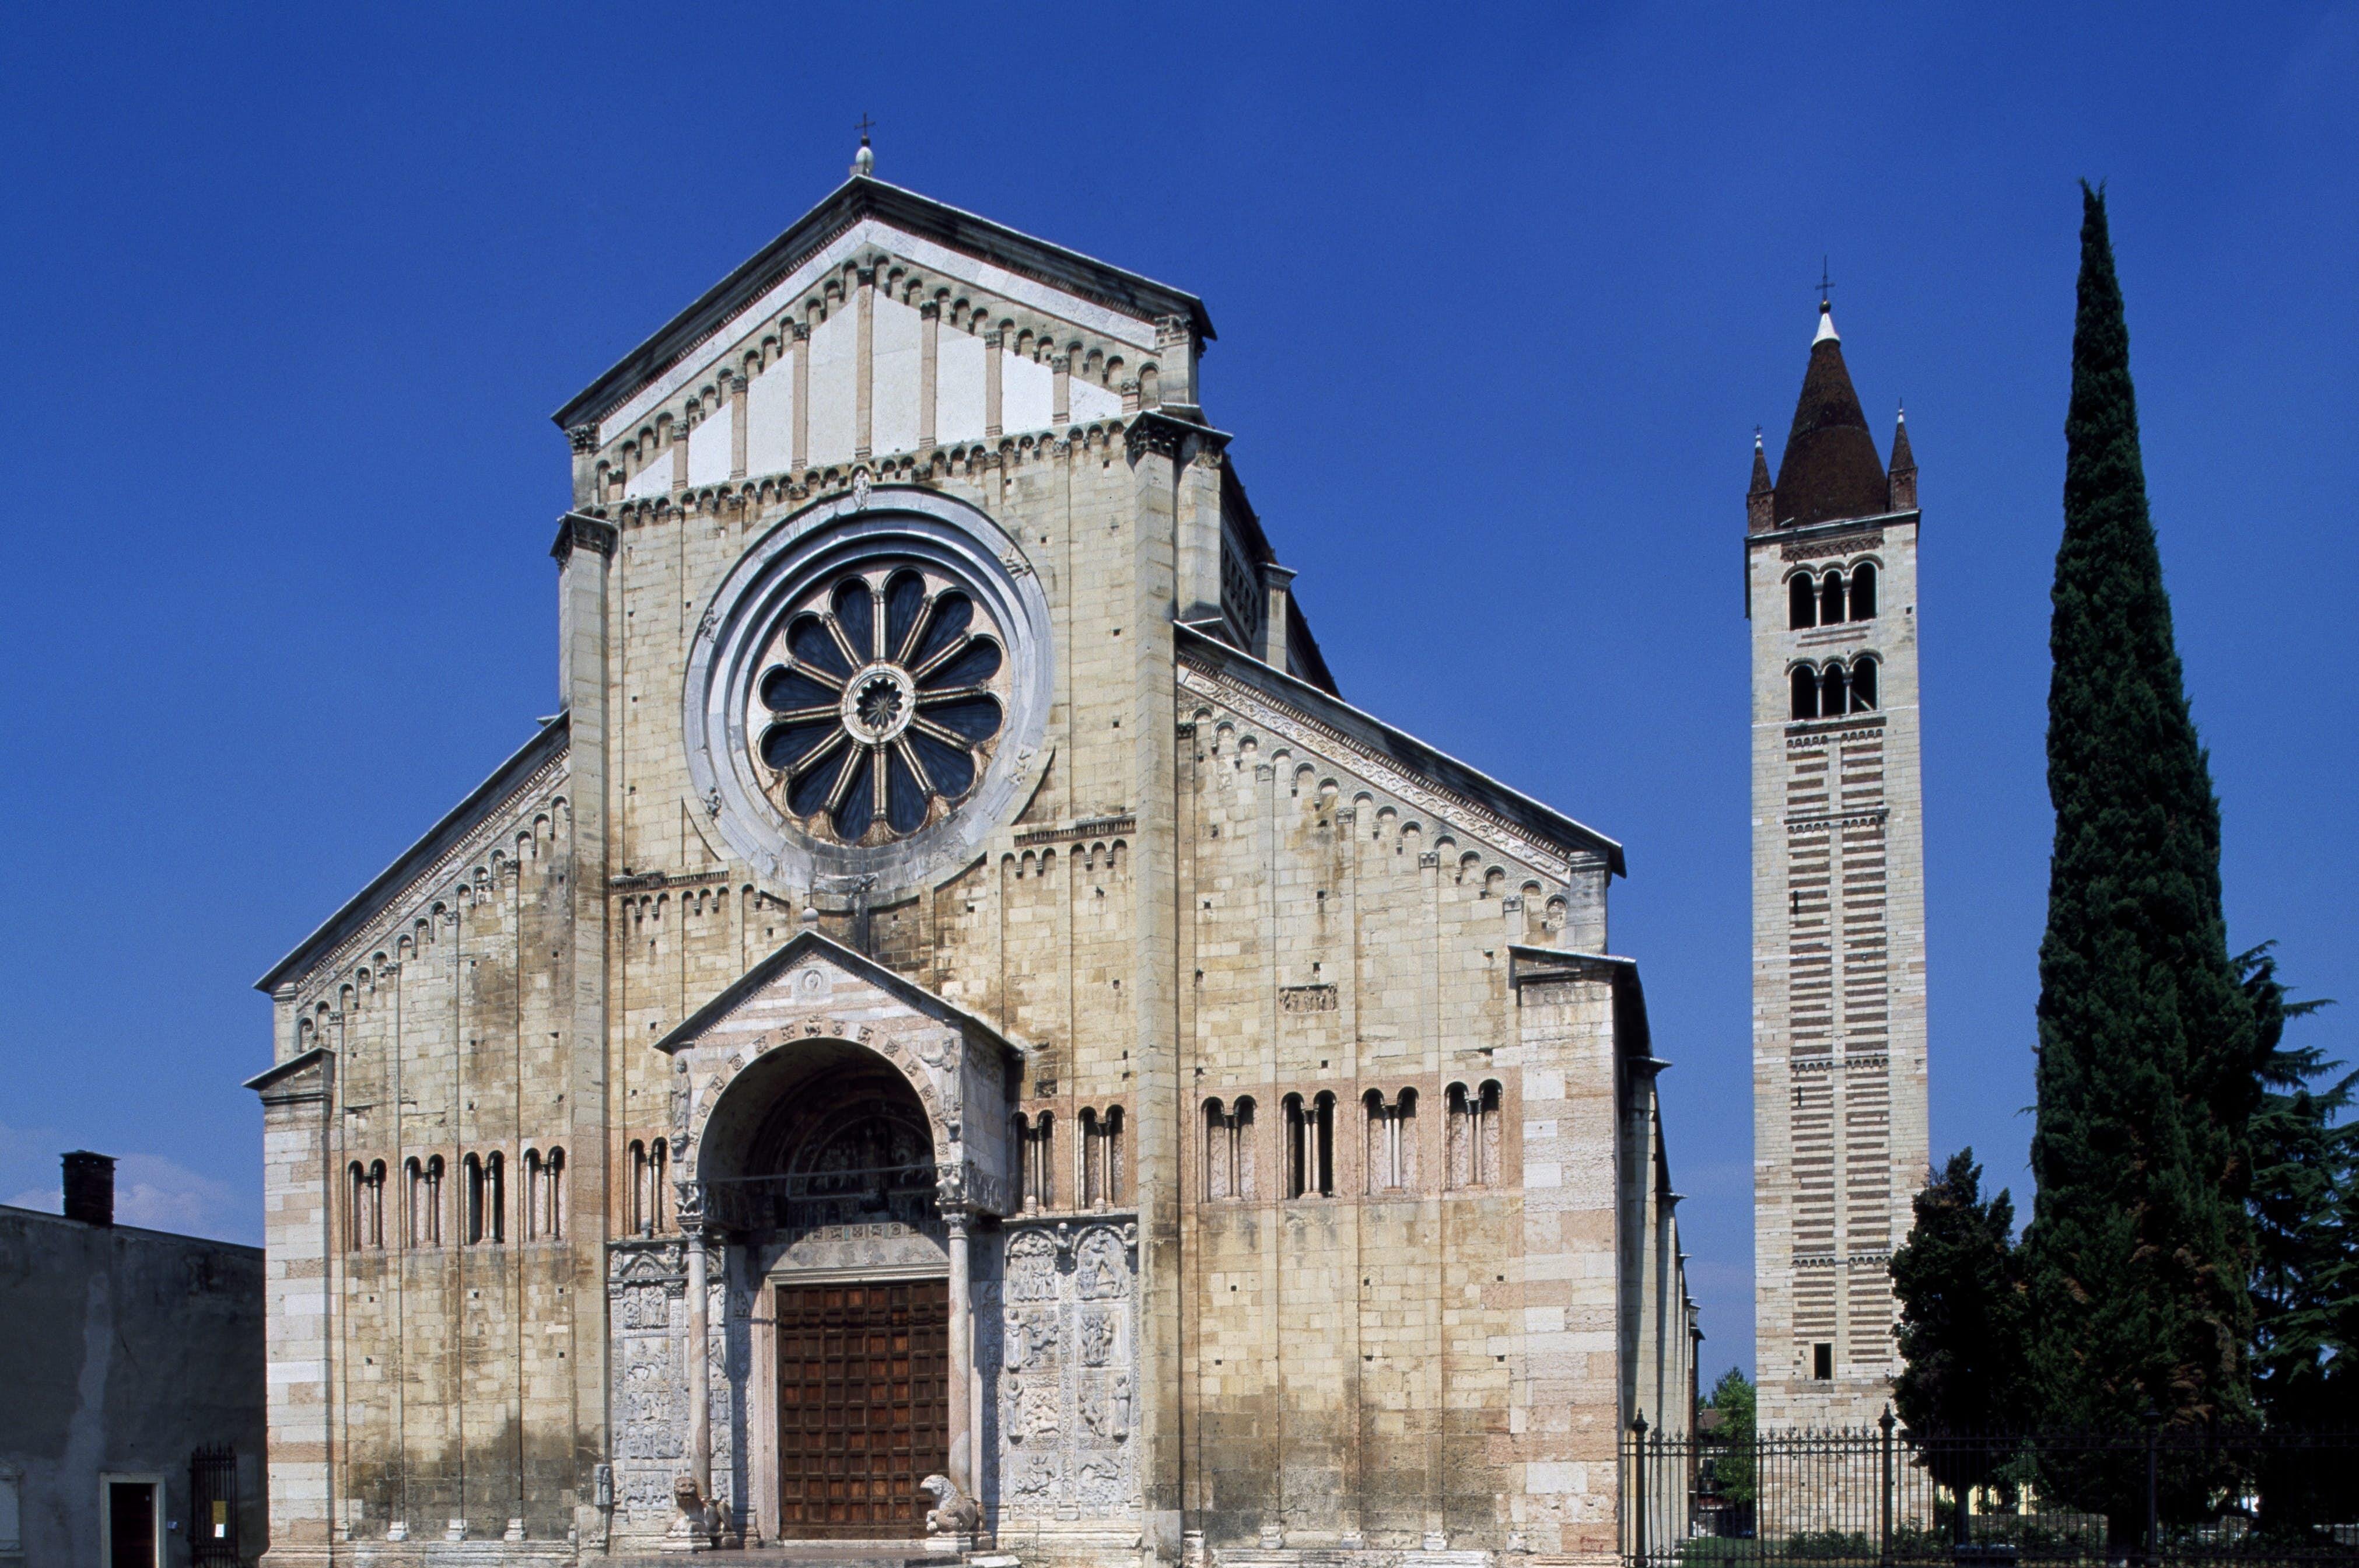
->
[254, 715, 571, 995]
[554, 177, 1214, 433]
[1177, 625, 1625, 877]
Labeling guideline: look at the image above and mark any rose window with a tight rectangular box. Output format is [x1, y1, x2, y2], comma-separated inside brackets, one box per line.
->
[747, 565, 1007, 845]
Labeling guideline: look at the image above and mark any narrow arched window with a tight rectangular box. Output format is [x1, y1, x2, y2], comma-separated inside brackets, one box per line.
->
[1283, 1094, 1308, 1199]
[1362, 1090, 1387, 1195]
[1850, 655, 1879, 713]
[1446, 1085, 1472, 1189]
[1791, 665, 1819, 720]
[485, 1152, 505, 1244]
[1312, 1092, 1336, 1197]
[523, 1149, 544, 1240]
[1232, 1097, 1256, 1198]
[626, 1140, 646, 1235]
[418, 1156, 444, 1247]
[1015, 1113, 1055, 1212]
[1079, 1108, 1102, 1209]
[545, 1147, 566, 1240]
[649, 1139, 667, 1232]
[1787, 573, 1817, 629]
[1820, 570, 1846, 625]
[463, 1154, 485, 1245]
[366, 1160, 386, 1248]
[404, 1157, 425, 1247]
[1476, 1081, 1503, 1186]
[1203, 1100, 1229, 1200]
[1820, 662, 1849, 717]
[347, 1162, 368, 1252]
[1104, 1107, 1125, 1206]
[1848, 561, 1877, 620]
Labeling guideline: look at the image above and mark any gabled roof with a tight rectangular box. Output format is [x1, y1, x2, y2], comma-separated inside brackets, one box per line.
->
[554, 175, 1215, 434]
[1177, 624, 1625, 877]
[254, 715, 570, 995]
[651, 928, 1020, 1060]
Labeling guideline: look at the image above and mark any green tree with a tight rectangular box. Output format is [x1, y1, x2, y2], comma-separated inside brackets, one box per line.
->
[1702, 1366, 1756, 1509]
[2022, 187, 2260, 1538]
[2243, 944, 2350, 1438]
[1892, 1149, 2030, 1433]
[1892, 1150, 2030, 1536]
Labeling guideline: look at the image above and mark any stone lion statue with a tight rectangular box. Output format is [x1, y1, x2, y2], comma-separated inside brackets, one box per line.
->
[921, 1473, 981, 1537]
[667, 1474, 708, 1540]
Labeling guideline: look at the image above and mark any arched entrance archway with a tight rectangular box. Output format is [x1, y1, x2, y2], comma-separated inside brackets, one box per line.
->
[698, 1042, 944, 1242]
[696, 1041, 958, 1543]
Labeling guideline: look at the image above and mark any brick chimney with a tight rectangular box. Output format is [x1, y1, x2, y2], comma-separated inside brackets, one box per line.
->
[62, 1150, 116, 1227]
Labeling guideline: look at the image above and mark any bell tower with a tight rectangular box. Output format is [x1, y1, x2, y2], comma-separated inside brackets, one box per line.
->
[1746, 301, 1930, 1428]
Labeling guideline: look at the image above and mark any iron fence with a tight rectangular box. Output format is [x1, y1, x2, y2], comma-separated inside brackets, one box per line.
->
[1623, 1418, 2358, 1568]
[190, 1445, 239, 1567]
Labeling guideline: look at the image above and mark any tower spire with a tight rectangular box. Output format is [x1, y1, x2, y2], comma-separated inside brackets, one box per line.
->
[1772, 301, 1886, 526]
[1748, 428, 1776, 532]
[1888, 402, 1917, 511]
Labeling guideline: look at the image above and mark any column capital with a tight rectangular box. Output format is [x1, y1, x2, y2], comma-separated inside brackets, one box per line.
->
[567, 424, 599, 454]
[919, 298, 940, 320]
[789, 320, 810, 342]
[983, 329, 1004, 350]
[730, 373, 748, 395]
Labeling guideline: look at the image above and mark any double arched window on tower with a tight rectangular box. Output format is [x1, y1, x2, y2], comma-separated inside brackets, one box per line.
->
[1787, 562, 1878, 629]
[1790, 655, 1880, 720]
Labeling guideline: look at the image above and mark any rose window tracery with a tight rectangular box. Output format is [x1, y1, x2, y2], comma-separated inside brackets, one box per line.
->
[748, 564, 1007, 845]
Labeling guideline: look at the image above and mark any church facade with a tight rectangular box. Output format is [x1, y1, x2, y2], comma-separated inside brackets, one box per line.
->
[247, 154, 1696, 1566]
[1746, 303, 1931, 1430]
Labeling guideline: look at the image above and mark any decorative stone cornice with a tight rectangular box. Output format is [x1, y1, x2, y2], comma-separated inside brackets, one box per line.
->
[550, 513, 619, 564]
[1124, 409, 1225, 464]
[1177, 653, 1607, 883]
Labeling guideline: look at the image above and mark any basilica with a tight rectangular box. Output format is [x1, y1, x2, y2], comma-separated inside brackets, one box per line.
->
[246, 144, 1699, 1567]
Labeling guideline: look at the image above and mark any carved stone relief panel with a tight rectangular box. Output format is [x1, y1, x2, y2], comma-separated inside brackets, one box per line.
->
[985, 1219, 1140, 1524]
[608, 1241, 688, 1524]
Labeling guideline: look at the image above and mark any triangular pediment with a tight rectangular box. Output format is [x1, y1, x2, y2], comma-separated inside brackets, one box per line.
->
[555, 177, 1209, 488]
[651, 928, 1016, 1061]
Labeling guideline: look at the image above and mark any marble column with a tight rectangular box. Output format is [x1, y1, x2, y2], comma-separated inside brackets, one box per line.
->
[685, 1217, 711, 1520]
[945, 1210, 974, 1493]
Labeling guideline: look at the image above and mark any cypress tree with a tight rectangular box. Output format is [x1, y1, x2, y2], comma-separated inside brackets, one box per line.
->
[2022, 186, 2260, 1456]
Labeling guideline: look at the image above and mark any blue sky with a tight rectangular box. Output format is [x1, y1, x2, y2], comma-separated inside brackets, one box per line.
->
[2, 4, 2352, 1378]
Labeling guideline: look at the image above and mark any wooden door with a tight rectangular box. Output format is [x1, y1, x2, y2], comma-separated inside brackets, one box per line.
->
[775, 1278, 949, 1538]
[107, 1481, 156, 1568]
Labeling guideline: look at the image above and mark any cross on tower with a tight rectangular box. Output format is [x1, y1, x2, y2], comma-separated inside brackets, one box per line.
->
[1818, 257, 1833, 306]
[855, 113, 876, 143]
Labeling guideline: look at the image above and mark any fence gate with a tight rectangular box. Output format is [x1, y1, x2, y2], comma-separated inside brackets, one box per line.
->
[190, 1446, 237, 1566]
